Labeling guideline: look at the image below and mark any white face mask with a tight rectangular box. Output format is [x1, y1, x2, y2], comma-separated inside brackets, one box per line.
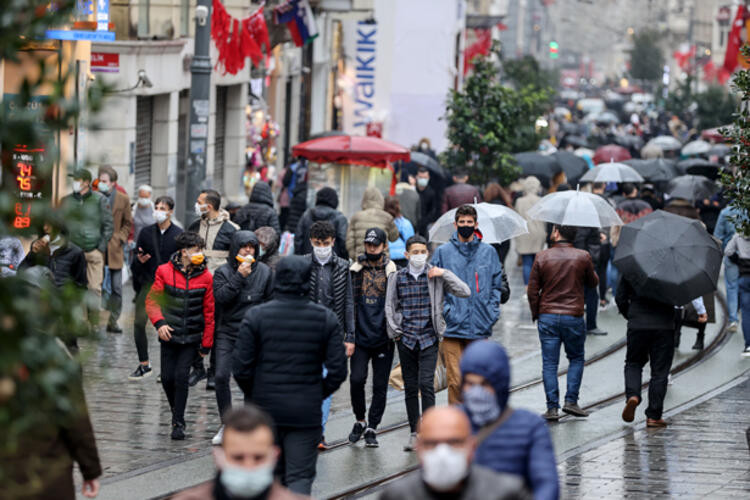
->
[421, 444, 470, 492]
[313, 245, 333, 262]
[219, 463, 274, 498]
[98, 181, 110, 193]
[409, 253, 428, 269]
[195, 202, 208, 217]
[72, 181, 82, 193]
[154, 210, 169, 224]
[417, 177, 429, 188]
[137, 197, 151, 207]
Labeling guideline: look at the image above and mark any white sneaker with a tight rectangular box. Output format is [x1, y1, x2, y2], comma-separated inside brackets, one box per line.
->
[212, 425, 224, 446]
[404, 432, 418, 452]
[742, 347, 750, 358]
[667, 374, 673, 385]
[728, 322, 738, 333]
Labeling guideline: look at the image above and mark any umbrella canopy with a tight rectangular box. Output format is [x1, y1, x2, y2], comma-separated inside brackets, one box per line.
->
[429, 203, 528, 244]
[580, 161, 644, 183]
[552, 151, 589, 185]
[701, 125, 731, 143]
[685, 162, 722, 180]
[528, 189, 623, 228]
[641, 142, 664, 159]
[514, 152, 562, 188]
[613, 210, 721, 305]
[408, 151, 448, 179]
[706, 143, 731, 158]
[585, 110, 620, 124]
[615, 198, 653, 224]
[666, 175, 719, 202]
[593, 144, 632, 164]
[562, 135, 589, 148]
[623, 159, 679, 182]
[676, 158, 720, 175]
[681, 139, 711, 156]
[613, 134, 644, 150]
[574, 147, 595, 158]
[292, 135, 410, 167]
[646, 135, 682, 151]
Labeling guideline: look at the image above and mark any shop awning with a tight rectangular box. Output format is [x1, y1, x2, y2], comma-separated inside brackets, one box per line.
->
[292, 135, 410, 168]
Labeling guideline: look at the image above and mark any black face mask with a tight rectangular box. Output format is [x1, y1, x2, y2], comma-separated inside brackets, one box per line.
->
[457, 225, 475, 239]
[365, 252, 382, 261]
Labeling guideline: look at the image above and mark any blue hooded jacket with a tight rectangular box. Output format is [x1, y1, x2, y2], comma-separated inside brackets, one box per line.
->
[431, 232, 503, 339]
[461, 341, 560, 500]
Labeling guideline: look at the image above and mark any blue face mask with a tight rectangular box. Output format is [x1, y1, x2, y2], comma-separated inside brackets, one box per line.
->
[220, 463, 274, 498]
[463, 384, 500, 426]
[258, 246, 266, 258]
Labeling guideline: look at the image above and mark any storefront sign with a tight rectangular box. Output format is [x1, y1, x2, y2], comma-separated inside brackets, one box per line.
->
[342, 20, 380, 134]
[91, 52, 119, 73]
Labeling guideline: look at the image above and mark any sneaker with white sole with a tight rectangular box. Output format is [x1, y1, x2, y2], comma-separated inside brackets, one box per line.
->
[742, 346, 750, 357]
[404, 432, 418, 452]
[128, 364, 153, 381]
[728, 321, 739, 333]
[212, 425, 224, 446]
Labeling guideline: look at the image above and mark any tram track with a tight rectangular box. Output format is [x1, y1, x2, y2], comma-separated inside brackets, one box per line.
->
[327, 294, 730, 499]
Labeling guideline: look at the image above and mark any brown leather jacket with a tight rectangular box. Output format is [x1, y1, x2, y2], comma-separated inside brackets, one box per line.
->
[527, 242, 598, 320]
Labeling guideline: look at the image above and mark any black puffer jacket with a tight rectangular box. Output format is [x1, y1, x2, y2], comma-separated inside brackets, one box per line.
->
[286, 182, 308, 233]
[213, 231, 274, 340]
[294, 205, 349, 259]
[21, 239, 87, 289]
[615, 274, 676, 330]
[236, 182, 281, 234]
[232, 256, 347, 428]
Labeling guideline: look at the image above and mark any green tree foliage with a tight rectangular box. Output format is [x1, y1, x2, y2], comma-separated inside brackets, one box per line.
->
[722, 45, 750, 236]
[695, 86, 737, 129]
[628, 29, 665, 83]
[442, 50, 551, 186]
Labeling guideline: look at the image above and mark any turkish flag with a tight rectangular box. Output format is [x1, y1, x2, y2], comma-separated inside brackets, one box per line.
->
[722, 5, 746, 77]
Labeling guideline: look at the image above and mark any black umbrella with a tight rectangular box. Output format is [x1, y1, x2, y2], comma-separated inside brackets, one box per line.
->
[676, 157, 718, 175]
[613, 210, 721, 306]
[666, 175, 719, 202]
[513, 152, 562, 188]
[408, 151, 448, 179]
[562, 135, 589, 148]
[623, 159, 679, 182]
[552, 151, 589, 185]
[613, 134, 644, 151]
[678, 158, 722, 180]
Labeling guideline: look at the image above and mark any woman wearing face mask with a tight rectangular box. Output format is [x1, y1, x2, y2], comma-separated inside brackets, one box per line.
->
[146, 231, 215, 440]
[459, 341, 559, 500]
[173, 405, 311, 500]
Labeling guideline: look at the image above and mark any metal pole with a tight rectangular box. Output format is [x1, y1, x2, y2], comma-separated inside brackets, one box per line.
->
[184, 0, 212, 226]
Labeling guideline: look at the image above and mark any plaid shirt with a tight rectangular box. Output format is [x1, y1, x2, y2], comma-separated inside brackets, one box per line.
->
[396, 268, 436, 350]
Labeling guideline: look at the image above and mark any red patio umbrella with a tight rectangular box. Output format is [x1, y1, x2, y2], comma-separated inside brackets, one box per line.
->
[593, 144, 632, 164]
[292, 135, 410, 168]
[701, 125, 731, 143]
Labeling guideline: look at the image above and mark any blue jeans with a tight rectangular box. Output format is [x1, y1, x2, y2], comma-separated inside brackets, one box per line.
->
[321, 365, 332, 433]
[607, 253, 619, 296]
[739, 276, 750, 348]
[521, 254, 536, 285]
[538, 314, 586, 409]
[725, 257, 739, 323]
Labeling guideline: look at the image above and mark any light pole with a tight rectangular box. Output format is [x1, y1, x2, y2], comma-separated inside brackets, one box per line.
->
[184, 0, 212, 225]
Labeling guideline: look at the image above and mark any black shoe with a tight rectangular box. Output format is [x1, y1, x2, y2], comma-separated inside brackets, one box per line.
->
[188, 366, 207, 387]
[171, 423, 186, 440]
[205, 374, 215, 391]
[364, 428, 379, 448]
[107, 322, 123, 334]
[691, 335, 704, 350]
[317, 436, 329, 451]
[128, 364, 153, 381]
[348, 422, 365, 443]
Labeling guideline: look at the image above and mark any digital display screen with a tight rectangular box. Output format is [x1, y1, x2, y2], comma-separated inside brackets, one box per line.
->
[10, 145, 49, 232]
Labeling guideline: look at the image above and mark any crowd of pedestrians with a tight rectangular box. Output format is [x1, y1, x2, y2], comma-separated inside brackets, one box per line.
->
[6, 152, 745, 500]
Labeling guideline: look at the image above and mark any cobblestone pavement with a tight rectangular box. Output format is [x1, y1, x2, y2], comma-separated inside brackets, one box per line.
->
[559, 376, 750, 499]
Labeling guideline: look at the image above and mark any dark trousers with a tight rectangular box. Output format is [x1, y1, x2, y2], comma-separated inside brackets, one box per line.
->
[584, 286, 599, 331]
[397, 341, 439, 432]
[214, 335, 236, 419]
[106, 268, 123, 324]
[160, 341, 198, 425]
[133, 286, 150, 362]
[598, 244, 610, 300]
[624, 328, 674, 420]
[191, 346, 215, 377]
[275, 425, 320, 495]
[349, 342, 395, 429]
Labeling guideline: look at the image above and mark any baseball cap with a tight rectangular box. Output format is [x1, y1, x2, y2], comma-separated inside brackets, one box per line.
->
[364, 227, 386, 245]
[68, 168, 92, 182]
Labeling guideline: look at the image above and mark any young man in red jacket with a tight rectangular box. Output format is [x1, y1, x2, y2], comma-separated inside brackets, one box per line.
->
[147, 231, 215, 440]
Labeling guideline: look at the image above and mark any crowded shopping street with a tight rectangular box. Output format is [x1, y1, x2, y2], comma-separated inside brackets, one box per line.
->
[2, 1, 750, 500]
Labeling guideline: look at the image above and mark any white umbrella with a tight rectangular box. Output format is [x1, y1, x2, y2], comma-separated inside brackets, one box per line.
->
[681, 139, 711, 156]
[528, 189, 623, 228]
[580, 161, 645, 183]
[574, 147, 595, 158]
[646, 135, 682, 151]
[429, 203, 528, 244]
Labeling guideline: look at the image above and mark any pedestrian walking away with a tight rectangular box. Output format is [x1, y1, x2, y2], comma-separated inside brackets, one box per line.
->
[384, 196, 416, 268]
[212, 230, 274, 444]
[379, 406, 530, 500]
[59, 168, 113, 332]
[97, 166, 133, 334]
[173, 406, 310, 500]
[441, 169, 481, 213]
[128, 196, 183, 380]
[574, 223, 607, 336]
[236, 181, 282, 234]
[715, 205, 742, 331]
[348, 227, 398, 448]
[460, 340, 559, 500]
[346, 186, 400, 259]
[305, 220, 355, 449]
[295, 186, 349, 259]
[527, 224, 598, 420]
[616, 274, 681, 428]
[513, 176, 547, 287]
[145, 232, 215, 440]
[232, 256, 347, 494]
[431, 204, 505, 404]
[385, 235, 470, 451]
[725, 232, 750, 357]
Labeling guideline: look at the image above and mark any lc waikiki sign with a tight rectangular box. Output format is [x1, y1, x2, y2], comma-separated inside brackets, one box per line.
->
[342, 20, 383, 135]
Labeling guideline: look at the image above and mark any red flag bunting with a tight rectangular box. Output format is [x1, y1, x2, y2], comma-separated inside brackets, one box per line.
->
[211, 0, 270, 75]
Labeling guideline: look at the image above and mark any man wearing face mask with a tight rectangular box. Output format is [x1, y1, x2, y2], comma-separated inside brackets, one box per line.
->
[129, 196, 183, 380]
[347, 228, 398, 448]
[22, 218, 87, 290]
[211, 230, 274, 445]
[460, 341, 559, 500]
[379, 406, 529, 500]
[97, 166, 133, 334]
[132, 184, 155, 242]
[431, 205, 505, 405]
[60, 168, 114, 332]
[174, 406, 310, 500]
[146, 232, 215, 440]
[416, 167, 440, 238]
[306, 221, 354, 449]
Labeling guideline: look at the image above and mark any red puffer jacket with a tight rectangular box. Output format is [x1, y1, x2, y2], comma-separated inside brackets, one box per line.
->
[146, 253, 215, 351]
